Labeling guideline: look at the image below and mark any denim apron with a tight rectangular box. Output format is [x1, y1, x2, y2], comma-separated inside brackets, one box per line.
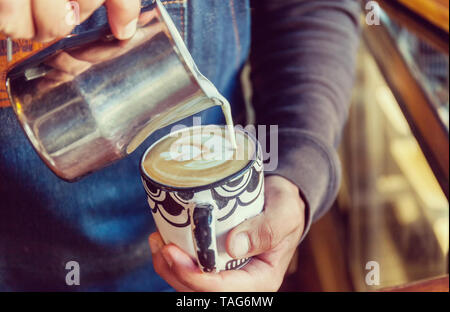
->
[0, 0, 250, 291]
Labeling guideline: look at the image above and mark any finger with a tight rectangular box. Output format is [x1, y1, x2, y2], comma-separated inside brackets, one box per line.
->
[75, 0, 105, 25]
[105, 0, 141, 40]
[45, 52, 91, 76]
[44, 69, 74, 84]
[31, 0, 75, 42]
[0, 0, 35, 39]
[36, 78, 66, 94]
[149, 233, 194, 292]
[137, 9, 158, 27]
[226, 177, 305, 259]
[162, 244, 229, 292]
[162, 244, 281, 292]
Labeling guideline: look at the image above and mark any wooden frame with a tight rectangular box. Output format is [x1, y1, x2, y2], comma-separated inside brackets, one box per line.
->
[362, 18, 449, 199]
[367, 0, 449, 54]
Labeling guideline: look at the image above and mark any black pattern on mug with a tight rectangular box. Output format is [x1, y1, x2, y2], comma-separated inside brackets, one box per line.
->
[225, 257, 251, 270]
[143, 178, 191, 227]
[213, 157, 264, 222]
[192, 204, 216, 272]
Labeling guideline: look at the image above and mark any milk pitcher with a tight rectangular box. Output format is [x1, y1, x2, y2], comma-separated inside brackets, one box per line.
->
[6, 0, 230, 181]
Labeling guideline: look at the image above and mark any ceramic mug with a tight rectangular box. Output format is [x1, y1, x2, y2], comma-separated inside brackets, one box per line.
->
[140, 126, 264, 272]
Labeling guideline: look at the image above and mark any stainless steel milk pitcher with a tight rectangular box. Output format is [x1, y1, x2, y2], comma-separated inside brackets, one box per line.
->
[6, 0, 229, 181]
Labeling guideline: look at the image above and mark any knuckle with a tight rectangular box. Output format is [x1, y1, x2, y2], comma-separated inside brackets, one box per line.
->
[0, 2, 30, 38]
[0, 1, 17, 16]
[36, 26, 69, 42]
[108, 0, 128, 11]
[0, 19, 12, 35]
[254, 221, 277, 251]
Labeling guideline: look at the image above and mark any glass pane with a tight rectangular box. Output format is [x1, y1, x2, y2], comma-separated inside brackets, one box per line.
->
[339, 38, 449, 291]
[383, 11, 449, 130]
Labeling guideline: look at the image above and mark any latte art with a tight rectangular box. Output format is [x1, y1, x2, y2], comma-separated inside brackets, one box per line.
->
[162, 133, 235, 164]
[143, 126, 255, 187]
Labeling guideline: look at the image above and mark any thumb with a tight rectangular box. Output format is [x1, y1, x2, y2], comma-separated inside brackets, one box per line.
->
[226, 212, 283, 259]
[105, 0, 141, 40]
[226, 177, 306, 259]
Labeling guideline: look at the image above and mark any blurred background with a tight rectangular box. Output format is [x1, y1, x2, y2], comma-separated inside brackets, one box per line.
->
[280, 0, 449, 292]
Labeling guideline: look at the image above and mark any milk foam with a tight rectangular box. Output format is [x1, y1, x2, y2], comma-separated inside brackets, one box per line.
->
[143, 126, 254, 187]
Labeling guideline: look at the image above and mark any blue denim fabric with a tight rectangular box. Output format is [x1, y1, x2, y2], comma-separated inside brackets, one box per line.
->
[0, 0, 250, 291]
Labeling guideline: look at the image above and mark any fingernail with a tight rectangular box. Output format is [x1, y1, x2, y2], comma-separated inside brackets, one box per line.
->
[162, 249, 173, 268]
[119, 18, 138, 40]
[230, 232, 250, 258]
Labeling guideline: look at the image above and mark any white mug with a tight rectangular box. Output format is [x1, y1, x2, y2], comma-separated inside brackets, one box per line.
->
[140, 127, 264, 272]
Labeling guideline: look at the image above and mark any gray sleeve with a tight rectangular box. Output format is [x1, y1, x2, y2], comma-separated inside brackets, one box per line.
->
[250, 0, 361, 240]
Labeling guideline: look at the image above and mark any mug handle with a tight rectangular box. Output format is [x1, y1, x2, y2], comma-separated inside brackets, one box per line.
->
[190, 203, 218, 273]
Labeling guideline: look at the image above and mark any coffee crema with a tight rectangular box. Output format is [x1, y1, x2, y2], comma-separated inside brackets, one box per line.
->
[143, 126, 255, 188]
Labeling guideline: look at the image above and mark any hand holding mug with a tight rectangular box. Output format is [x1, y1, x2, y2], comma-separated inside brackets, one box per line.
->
[149, 175, 306, 292]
